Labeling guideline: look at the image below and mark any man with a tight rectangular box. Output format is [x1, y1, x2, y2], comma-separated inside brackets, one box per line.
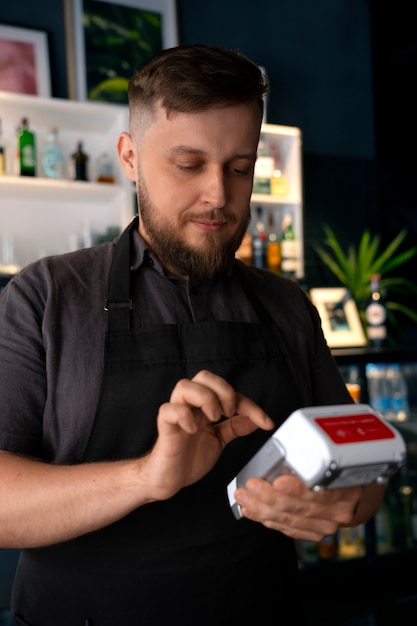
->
[0, 44, 384, 625]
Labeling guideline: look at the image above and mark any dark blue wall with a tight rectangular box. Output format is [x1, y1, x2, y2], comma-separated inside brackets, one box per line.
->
[177, 0, 374, 160]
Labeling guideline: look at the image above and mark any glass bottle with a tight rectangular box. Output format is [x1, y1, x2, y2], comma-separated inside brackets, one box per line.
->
[317, 534, 337, 561]
[280, 212, 299, 279]
[365, 362, 390, 417]
[337, 524, 365, 559]
[266, 210, 281, 273]
[270, 143, 289, 196]
[365, 273, 387, 347]
[385, 363, 410, 422]
[235, 231, 253, 264]
[375, 497, 393, 555]
[253, 133, 274, 194]
[252, 206, 267, 268]
[41, 126, 64, 179]
[96, 152, 115, 183]
[71, 140, 89, 181]
[344, 364, 361, 402]
[0, 232, 20, 275]
[15, 117, 36, 176]
[0, 145, 5, 176]
[0, 118, 6, 175]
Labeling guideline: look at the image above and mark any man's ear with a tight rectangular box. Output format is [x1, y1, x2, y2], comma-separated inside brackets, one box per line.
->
[117, 131, 136, 182]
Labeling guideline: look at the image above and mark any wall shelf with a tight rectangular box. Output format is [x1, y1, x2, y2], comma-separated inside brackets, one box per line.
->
[0, 91, 135, 268]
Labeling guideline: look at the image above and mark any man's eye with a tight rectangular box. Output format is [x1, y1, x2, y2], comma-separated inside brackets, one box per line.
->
[230, 165, 252, 176]
[177, 163, 201, 171]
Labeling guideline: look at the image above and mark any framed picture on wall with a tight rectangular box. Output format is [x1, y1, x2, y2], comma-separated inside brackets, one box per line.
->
[0, 24, 51, 97]
[65, 0, 178, 103]
[309, 287, 368, 348]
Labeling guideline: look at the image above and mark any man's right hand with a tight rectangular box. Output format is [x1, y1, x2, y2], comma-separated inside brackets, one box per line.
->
[0, 370, 273, 549]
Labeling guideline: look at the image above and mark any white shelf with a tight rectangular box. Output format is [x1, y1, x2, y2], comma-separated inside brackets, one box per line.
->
[0, 174, 132, 203]
[251, 122, 304, 278]
[251, 192, 299, 206]
[0, 91, 135, 270]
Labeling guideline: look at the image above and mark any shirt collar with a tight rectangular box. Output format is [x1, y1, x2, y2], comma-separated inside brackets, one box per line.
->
[130, 230, 166, 275]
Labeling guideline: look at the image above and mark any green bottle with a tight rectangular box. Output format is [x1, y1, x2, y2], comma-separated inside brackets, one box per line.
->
[16, 118, 36, 176]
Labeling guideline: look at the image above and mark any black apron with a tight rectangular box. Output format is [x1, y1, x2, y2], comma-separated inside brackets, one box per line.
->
[12, 219, 307, 626]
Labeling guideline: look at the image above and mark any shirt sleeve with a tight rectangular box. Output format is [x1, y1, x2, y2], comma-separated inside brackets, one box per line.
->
[0, 270, 47, 457]
[0, 246, 112, 463]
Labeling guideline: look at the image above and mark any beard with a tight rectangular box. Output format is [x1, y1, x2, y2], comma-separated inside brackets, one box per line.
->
[137, 178, 251, 281]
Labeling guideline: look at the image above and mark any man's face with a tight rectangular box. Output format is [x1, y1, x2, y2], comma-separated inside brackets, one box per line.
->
[119, 102, 261, 279]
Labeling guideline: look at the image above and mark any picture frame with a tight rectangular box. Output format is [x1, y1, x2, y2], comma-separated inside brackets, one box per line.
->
[0, 24, 51, 97]
[309, 287, 368, 348]
[65, 0, 178, 103]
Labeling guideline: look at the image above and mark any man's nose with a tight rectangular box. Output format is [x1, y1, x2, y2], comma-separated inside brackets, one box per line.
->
[200, 167, 227, 207]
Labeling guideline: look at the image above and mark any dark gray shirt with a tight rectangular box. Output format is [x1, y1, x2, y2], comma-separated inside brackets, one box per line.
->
[0, 228, 351, 464]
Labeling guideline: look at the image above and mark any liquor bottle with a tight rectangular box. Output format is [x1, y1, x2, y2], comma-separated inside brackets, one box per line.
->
[15, 117, 36, 176]
[266, 210, 281, 273]
[317, 534, 337, 561]
[235, 231, 253, 264]
[0, 118, 6, 175]
[280, 213, 299, 279]
[252, 206, 267, 268]
[365, 362, 390, 417]
[253, 134, 274, 194]
[365, 273, 387, 347]
[385, 363, 410, 422]
[0, 145, 5, 176]
[344, 364, 361, 402]
[71, 140, 89, 181]
[270, 144, 289, 196]
[0, 232, 20, 275]
[375, 498, 393, 555]
[337, 525, 365, 559]
[96, 152, 115, 183]
[41, 127, 64, 179]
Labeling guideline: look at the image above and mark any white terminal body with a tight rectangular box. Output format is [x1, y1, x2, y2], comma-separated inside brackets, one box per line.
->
[227, 403, 406, 519]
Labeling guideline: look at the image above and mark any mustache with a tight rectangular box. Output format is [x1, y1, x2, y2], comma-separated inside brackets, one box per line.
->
[181, 209, 236, 224]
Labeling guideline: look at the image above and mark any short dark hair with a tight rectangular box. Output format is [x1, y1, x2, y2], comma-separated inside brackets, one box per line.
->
[128, 44, 268, 120]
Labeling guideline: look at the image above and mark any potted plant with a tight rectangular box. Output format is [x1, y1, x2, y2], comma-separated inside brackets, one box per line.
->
[313, 226, 417, 343]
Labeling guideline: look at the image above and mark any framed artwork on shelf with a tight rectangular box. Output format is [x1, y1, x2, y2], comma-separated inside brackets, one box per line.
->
[65, 0, 178, 103]
[309, 287, 368, 348]
[0, 24, 51, 97]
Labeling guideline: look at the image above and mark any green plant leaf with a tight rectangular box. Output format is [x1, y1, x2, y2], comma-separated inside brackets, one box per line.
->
[313, 225, 417, 339]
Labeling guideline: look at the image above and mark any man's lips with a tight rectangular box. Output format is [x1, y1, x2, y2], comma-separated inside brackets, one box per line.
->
[191, 219, 227, 232]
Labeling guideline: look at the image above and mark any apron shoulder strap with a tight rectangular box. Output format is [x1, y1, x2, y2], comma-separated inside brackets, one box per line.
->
[104, 215, 139, 331]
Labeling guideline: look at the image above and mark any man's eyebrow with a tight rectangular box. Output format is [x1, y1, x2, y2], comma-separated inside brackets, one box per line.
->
[168, 146, 206, 156]
[167, 146, 256, 160]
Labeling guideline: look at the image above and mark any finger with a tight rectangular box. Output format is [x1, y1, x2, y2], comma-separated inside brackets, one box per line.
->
[169, 377, 224, 423]
[270, 475, 362, 525]
[157, 401, 201, 435]
[234, 479, 339, 538]
[272, 475, 363, 520]
[191, 370, 240, 418]
[192, 371, 274, 431]
[235, 476, 360, 533]
[234, 392, 275, 430]
[215, 396, 274, 447]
